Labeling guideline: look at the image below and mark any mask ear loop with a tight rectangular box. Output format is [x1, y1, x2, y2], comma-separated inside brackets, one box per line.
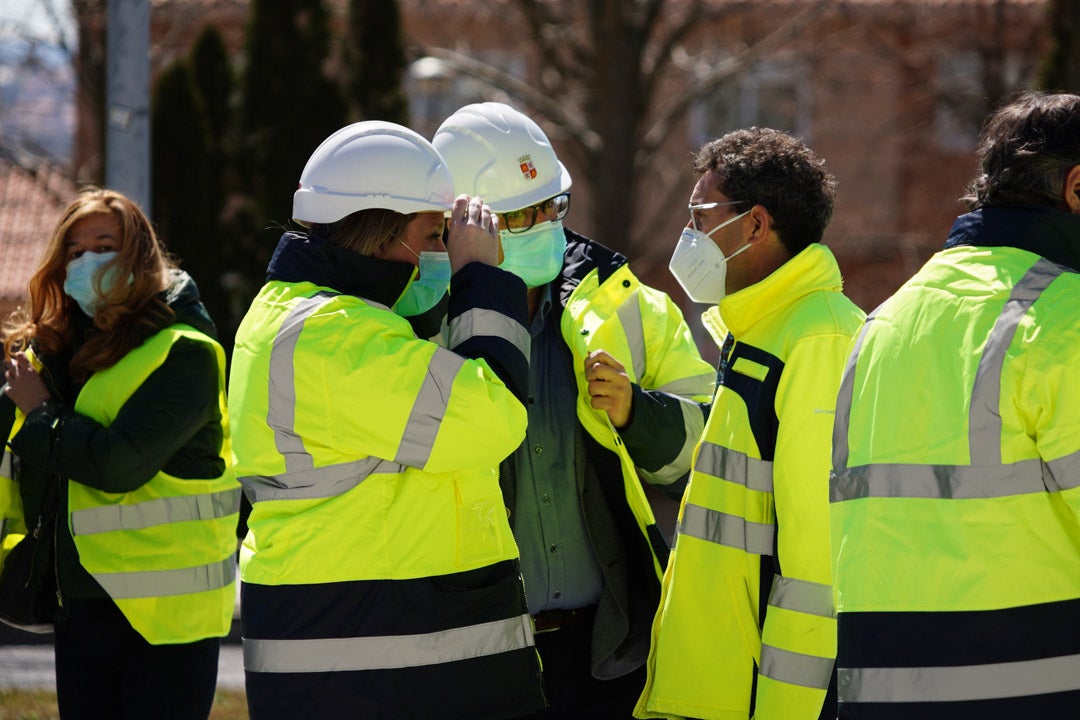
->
[703, 209, 752, 240]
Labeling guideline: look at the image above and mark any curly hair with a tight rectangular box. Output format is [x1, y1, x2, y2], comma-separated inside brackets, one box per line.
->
[693, 127, 836, 255]
[962, 91, 1080, 210]
[3, 187, 176, 384]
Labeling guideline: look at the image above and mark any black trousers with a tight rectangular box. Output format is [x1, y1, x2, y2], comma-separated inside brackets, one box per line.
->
[54, 597, 220, 720]
[516, 618, 646, 720]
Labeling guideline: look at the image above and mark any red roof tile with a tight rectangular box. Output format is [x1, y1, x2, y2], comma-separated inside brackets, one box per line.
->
[0, 158, 76, 312]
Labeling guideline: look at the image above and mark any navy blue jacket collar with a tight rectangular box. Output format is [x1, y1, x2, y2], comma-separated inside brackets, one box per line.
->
[265, 229, 414, 307]
[558, 228, 628, 308]
[945, 206, 1080, 273]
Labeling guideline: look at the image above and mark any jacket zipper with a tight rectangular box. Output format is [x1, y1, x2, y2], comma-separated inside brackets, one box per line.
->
[24, 511, 43, 590]
[53, 493, 63, 609]
[38, 358, 66, 611]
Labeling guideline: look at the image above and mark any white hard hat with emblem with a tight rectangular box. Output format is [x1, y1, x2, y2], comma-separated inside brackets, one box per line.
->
[432, 102, 572, 214]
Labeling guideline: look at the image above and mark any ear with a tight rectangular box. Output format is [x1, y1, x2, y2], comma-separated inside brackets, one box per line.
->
[746, 204, 773, 243]
[1065, 165, 1080, 214]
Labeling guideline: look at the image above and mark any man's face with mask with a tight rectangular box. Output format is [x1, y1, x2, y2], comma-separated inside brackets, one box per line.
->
[687, 171, 754, 296]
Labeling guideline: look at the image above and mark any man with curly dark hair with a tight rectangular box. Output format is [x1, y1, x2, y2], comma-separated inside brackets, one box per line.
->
[636, 127, 864, 720]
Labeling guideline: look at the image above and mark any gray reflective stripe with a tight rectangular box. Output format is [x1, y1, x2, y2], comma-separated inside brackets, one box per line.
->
[657, 372, 715, 399]
[94, 556, 235, 599]
[1, 448, 11, 480]
[243, 613, 533, 673]
[239, 458, 403, 502]
[71, 487, 241, 535]
[1046, 448, 1080, 492]
[448, 307, 530, 361]
[678, 503, 775, 555]
[831, 316, 873, 475]
[394, 346, 465, 468]
[616, 291, 647, 382]
[638, 398, 704, 487]
[839, 653, 1080, 703]
[268, 292, 339, 474]
[969, 258, 1062, 464]
[832, 260, 1063, 505]
[769, 576, 835, 618]
[761, 644, 834, 690]
[695, 442, 774, 493]
[832, 457, 1047, 502]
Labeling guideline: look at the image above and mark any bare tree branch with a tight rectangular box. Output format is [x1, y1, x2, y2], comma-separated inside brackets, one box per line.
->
[640, 0, 705, 105]
[638, 2, 828, 166]
[413, 43, 603, 152]
[510, 0, 579, 86]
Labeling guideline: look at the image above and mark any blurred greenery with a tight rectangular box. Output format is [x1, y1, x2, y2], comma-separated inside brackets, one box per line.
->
[150, 0, 407, 360]
[0, 688, 248, 719]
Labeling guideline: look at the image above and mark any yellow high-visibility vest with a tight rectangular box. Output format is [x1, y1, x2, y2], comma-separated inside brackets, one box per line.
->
[69, 324, 239, 645]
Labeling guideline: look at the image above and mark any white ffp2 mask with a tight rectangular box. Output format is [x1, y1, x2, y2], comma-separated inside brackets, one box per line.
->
[668, 211, 751, 304]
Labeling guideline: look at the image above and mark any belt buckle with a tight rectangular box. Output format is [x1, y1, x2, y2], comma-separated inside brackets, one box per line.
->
[531, 609, 565, 634]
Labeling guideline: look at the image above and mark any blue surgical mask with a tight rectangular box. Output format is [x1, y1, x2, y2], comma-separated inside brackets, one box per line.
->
[63, 251, 128, 317]
[392, 250, 452, 317]
[499, 220, 567, 288]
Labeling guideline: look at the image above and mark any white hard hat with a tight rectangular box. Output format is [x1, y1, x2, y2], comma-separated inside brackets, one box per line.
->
[293, 120, 455, 224]
[432, 102, 572, 214]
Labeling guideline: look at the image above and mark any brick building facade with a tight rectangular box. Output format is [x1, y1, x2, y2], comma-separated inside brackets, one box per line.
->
[51, 0, 1053, 358]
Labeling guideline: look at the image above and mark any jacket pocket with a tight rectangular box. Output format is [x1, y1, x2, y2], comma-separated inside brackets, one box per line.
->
[455, 475, 509, 567]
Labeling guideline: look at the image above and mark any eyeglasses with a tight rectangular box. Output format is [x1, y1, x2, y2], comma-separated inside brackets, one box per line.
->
[501, 193, 571, 234]
[689, 200, 743, 231]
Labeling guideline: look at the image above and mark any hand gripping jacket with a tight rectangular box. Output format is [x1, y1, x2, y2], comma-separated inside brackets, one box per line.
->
[66, 325, 238, 644]
[559, 237, 715, 579]
[830, 206, 1080, 719]
[230, 261, 543, 719]
[637, 244, 865, 720]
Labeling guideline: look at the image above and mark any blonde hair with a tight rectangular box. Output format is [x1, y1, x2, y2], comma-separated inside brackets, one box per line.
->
[322, 207, 414, 256]
[3, 187, 176, 383]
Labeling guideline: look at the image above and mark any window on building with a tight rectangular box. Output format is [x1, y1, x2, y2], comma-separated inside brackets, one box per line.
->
[934, 49, 1032, 153]
[689, 54, 811, 148]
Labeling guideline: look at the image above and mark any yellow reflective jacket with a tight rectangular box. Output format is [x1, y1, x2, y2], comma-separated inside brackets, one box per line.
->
[560, 248, 716, 578]
[232, 280, 530, 585]
[637, 244, 864, 720]
[67, 324, 239, 644]
[230, 234, 544, 719]
[830, 207, 1080, 718]
[536, 233, 715, 679]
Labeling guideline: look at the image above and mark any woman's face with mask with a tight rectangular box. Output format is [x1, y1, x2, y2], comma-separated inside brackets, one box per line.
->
[65, 212, 121, 263]
[374, 211, 447, 275]
[62, 212, 125, 317]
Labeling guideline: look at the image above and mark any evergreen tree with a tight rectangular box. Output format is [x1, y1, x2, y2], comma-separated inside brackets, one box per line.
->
[187, 26, 244, 351]
[238, 0, 347, 236]
[190, 27, 234, 151]
[151, 61, 223, 333]
[344, 0, 408, 124]
[1038, 0, 1080, 92]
